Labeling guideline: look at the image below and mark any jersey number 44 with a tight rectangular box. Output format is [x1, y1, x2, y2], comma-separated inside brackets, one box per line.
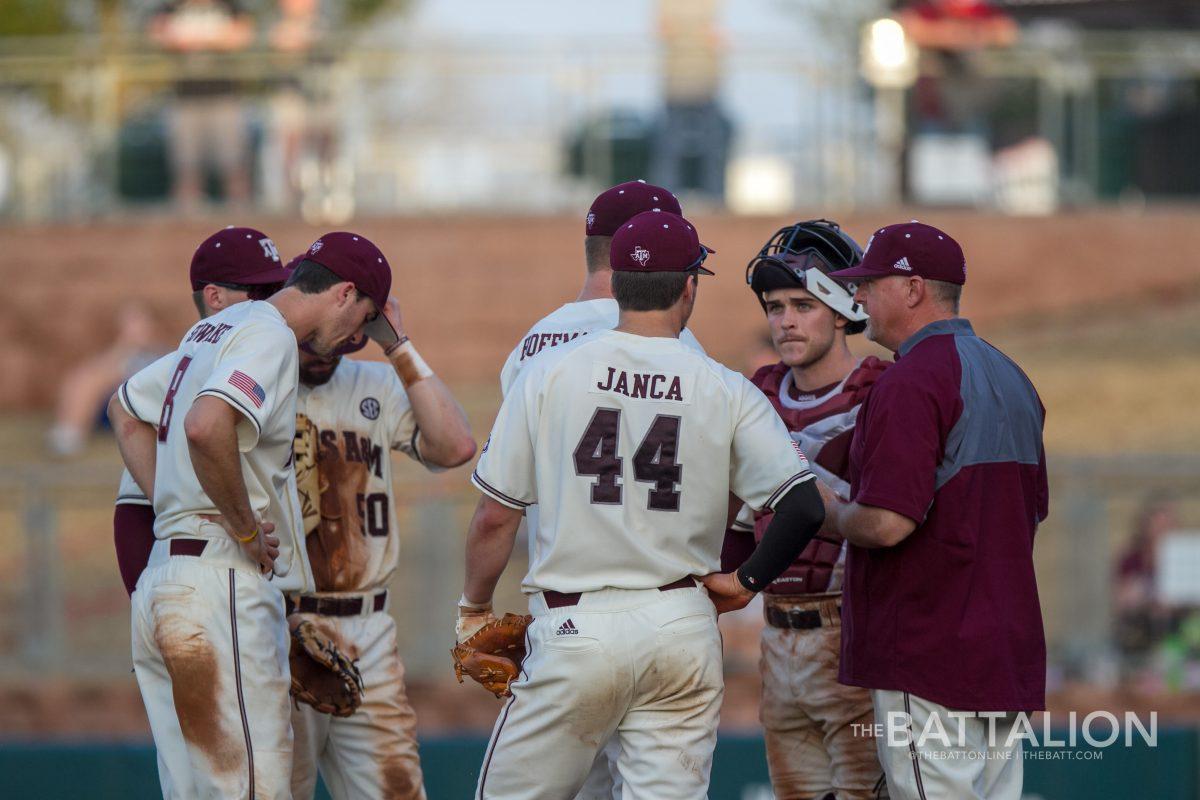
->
[573, 408, 682, 511]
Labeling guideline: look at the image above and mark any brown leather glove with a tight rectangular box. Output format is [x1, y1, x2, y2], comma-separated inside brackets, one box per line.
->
[451, 613, 532, 698]
[289, 617, 365, 717]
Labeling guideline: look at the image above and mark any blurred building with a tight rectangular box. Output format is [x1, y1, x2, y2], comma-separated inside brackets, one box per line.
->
[0, 0, 1198, 218]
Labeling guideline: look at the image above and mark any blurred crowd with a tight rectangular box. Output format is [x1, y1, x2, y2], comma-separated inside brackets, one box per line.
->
[146, 0, 338, 217]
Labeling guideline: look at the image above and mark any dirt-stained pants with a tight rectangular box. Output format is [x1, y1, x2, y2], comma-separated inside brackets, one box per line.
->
[290, 608, 426, 800]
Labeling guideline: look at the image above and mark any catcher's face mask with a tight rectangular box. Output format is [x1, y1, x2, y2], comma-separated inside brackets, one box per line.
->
[746, 253, 868, 329]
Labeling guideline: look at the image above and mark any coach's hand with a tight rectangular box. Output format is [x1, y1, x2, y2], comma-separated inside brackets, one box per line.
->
[701, 571, 756, 614]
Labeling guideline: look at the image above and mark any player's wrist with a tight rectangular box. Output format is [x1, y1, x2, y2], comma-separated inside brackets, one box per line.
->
[734, 568, 761, 595]
[457, 593, 493, 614]
[383, 334, 410, 356]
[234, 525, 260, 544]
[386, 337, 434, 388]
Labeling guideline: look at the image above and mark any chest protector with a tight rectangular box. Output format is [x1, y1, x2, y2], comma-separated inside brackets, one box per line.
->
[750, 357, 888, 595]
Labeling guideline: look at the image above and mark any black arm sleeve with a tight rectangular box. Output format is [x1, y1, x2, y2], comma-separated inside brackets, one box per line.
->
[735, 479, 825, 593]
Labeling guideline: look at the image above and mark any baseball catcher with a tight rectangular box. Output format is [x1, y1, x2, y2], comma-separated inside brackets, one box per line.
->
[724, 219, 889, 800]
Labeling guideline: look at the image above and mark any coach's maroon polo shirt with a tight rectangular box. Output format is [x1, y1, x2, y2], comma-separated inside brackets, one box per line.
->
[839, 318, 1049, 712]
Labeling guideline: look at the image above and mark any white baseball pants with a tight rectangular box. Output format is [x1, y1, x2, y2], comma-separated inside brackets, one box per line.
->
[131, 537, 292, 800]
[476, 583, 724, 800]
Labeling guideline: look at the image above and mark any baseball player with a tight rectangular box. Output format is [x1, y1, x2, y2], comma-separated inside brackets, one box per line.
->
[289, 287, 476, 798]
[114, 226, 290, 597]
[498, 180, 704, 799]
[722, 220, 889, 800]
[499, 179, 703, 395]
[108, 231, 395, 799]
[458, 211, 827, 800]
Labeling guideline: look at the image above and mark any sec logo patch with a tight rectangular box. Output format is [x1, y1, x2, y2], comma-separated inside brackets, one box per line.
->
[359, 397, 381, 420]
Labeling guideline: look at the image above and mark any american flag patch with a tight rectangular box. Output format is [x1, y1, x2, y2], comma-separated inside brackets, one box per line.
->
[228, 370, 266, 408]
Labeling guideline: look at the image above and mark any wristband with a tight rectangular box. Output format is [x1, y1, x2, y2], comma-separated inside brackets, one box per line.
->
[235, 527, 260, 544]
[383, 334, 410, 356]
[387, 338, 434, 387]
[458, 593, 493, 612]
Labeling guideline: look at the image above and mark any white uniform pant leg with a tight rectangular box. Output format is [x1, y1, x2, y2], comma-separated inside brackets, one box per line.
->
[614, 589, 724, 800]
[760, 622, 884, 800]
[315, 613, 427, 800]
[574, 739, 623, 800]
[132, 571, 195, 800]
[475, 610, 627, 800]
[290, 687, 332, 799]
[871, 690, 1023, 800]
[132, 558, 293, 800]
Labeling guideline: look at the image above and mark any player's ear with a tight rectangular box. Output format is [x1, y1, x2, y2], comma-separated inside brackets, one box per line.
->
[203, 284, 224, 314]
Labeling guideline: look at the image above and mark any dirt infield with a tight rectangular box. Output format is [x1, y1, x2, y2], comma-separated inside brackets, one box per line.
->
[2, 208, 1198, 410]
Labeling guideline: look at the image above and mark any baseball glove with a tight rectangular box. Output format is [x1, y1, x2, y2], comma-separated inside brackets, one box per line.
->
[451, 613, 532, 698]
[289, 618, 365, 717]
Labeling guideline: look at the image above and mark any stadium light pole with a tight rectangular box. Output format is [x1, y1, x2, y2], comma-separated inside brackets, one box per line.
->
[860, 17, 918, 207]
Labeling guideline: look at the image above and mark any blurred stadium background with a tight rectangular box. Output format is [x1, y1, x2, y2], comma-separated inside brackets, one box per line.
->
[1, 0, 1199, 797]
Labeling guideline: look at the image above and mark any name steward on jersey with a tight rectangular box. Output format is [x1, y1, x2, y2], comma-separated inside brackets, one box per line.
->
[590, 363, 691, 403]
[184, 322, 234, 345]
[519, 330, 587, 362]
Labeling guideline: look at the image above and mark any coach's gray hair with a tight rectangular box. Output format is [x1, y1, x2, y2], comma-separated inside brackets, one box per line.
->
[926, 279, 962, 313]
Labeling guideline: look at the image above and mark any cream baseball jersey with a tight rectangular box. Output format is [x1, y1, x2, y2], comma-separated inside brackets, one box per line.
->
[294, 359, 423, 594]
[474, 329, 813, 594]
[118, 301, 312, 591]
[499, 298, 704, 395]
[115, 351, 180, 507]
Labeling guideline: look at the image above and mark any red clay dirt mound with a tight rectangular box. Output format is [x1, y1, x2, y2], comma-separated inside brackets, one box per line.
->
[1, 209, 1197, 410]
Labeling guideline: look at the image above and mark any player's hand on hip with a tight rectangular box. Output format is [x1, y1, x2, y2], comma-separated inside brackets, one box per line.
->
[701, 571, 756, 614]
[248, 524, 280, 576]
[201, 513, 279, 575]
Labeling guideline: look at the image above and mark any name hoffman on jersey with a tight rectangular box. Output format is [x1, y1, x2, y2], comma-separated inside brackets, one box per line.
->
[593, 365, 686, 402]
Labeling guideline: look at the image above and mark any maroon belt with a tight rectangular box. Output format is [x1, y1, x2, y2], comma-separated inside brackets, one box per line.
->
[289, 591, 388, 617]
[169, 538, 208, 557]
[542, 577, 696, 609]
[764, 604, 840, 630]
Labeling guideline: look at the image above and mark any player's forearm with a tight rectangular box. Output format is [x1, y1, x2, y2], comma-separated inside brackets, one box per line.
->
[827, 500, 916, 548]
[463, 496, 523, 605]
[184, 400, 257, 536]
[403, 374, 476, 468]
[109, 393, 158, 499]
[736, 480, 825, 592]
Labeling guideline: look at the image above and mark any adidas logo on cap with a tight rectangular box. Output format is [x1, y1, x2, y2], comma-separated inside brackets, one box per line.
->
[893, 256, 912, 271]
[556, 619, 579, 636]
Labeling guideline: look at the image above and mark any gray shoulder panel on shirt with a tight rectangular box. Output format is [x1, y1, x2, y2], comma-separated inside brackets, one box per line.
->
[935, 336, 1044, 491]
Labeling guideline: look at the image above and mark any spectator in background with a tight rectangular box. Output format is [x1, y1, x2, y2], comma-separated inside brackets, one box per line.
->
[148, 0, 255, 213]
[47, 303, 165, 457]
[262, 0, 332, 216]
[1114, 493, 1184, 662]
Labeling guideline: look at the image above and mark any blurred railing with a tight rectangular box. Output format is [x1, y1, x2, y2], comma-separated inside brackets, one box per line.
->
[3, 26, 1200, 220]
[1, 454, 1198, 683]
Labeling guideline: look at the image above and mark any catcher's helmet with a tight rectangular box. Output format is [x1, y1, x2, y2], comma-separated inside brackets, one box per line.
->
[746, 219, 868, 335]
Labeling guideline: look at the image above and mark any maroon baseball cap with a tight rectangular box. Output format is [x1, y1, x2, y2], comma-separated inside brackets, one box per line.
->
[610, 211, 715, 274]
[301, 232, 398, 344]
[189, 226, 289, 291]
[829, 221, 967, 285]
[587, 180, 682, 237]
